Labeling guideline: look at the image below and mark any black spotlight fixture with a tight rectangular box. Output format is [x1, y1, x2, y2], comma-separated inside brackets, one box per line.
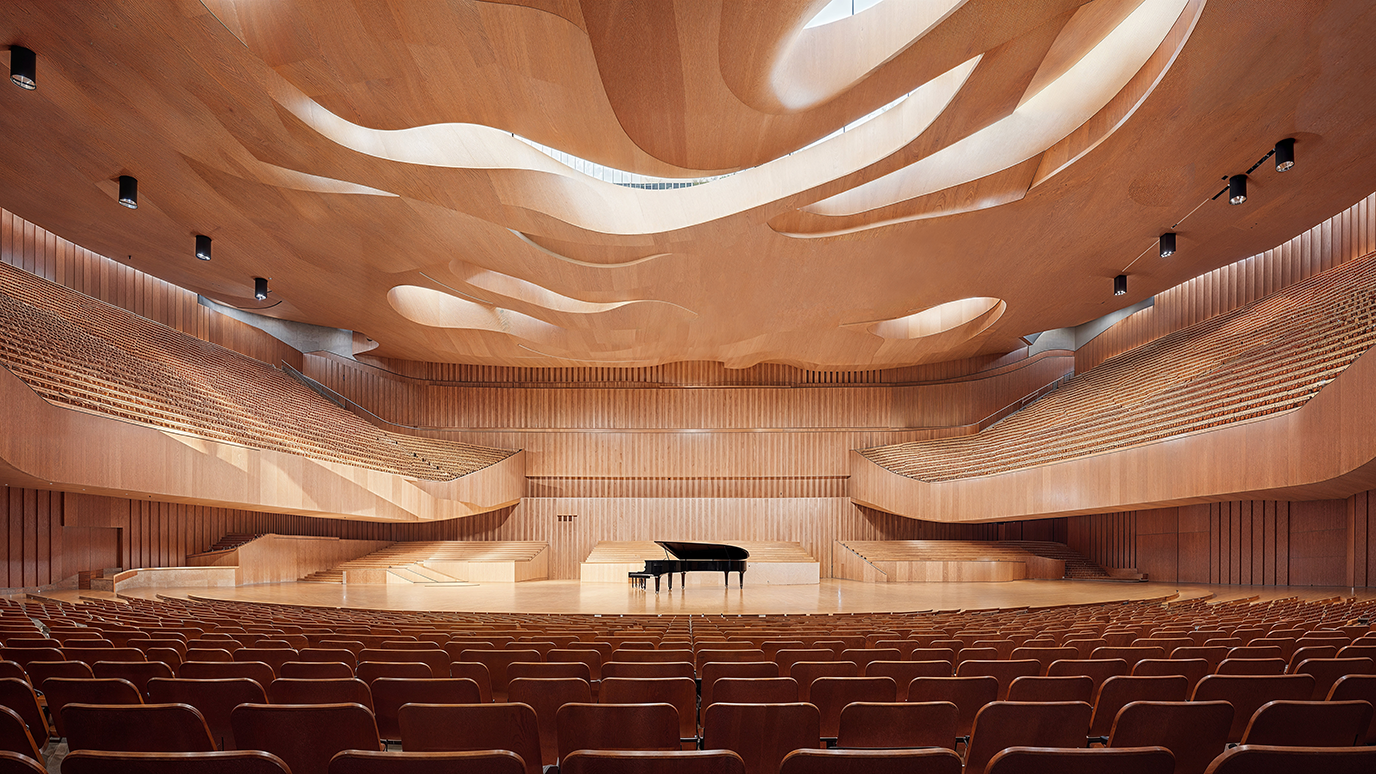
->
[9, 45, 35, 90]
[195, 234, 212, 261]
[1228, 174, 1247, 205]
[254, 276, 269, 301]
[1114, 274, 1128, 296]
[117, 175, 138, 209]
[1275, 138, 1295, 172]
[1159, 232, 1176, 258]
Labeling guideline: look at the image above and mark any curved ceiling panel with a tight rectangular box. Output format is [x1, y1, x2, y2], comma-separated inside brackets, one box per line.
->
[867, 297, 1005, 340]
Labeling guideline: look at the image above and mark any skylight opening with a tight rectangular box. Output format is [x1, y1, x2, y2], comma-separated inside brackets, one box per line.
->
[804, 0, 888, 29]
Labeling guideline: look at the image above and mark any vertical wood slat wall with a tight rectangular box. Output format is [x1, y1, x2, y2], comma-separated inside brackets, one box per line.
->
[1063, 493, 1374, 587]
[1077, 193, 1376, 372]
[0, 209, 302, 370]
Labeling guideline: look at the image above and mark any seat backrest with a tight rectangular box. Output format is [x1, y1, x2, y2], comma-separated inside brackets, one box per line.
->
[556, 702, 680, 764]
[1190, 674, 1316, 742]
[328, 749, 526, 774]
[604, 661, 696, 681]
[0, 706, 42, 762]
[229, 703, 380, 774]
[599, 677, 697, 744]
[695, 650, 767, 671]
[184, 649, 234, 664]
[508, 678, 593, 766]
[398, 703, 541, 774]
[61, 750, 291, 774]
[702, 703, 820, 774]
[1202, 745, 1376, 774]
[954, 660, 1042, 700]
[0, 679, 46, 744]
[1169, 647, 1229, 671]
[780, 748, 962, 774]
[369, 678, 481, 740]
[267, 677, 373, 711]
[1225, 646, 1282, 661]
[145, 677, 267, 751]
[1010, 647, 1079, 675]
[1108, 701, 1232, 774]
[64, 703, 216, 753]
[1215, 658, 1287, 676]
[280, 661, 353, 679]
[985, 746, 1174, 774]
[66, 647, 146, 665]
[548, 649, 602, 681]
[700, 662, 776, 708]
[560, 750, 746, 774]
[358, 649, 450, 678]
[179, 660, 274, 688]
[25, 660, 92, 687]
[1006, 675, 1092, 703]
[508, 661, 590, 682]
[808, 677, 897, 738]
[909, 648, 957, 664]
[836, 701, 958, 750]
[92, 661, 174, 695]
[836, 649, 900, 673]
[357, 661, 433, 683]
[963, 701, 1094, 774]
[1090, 676, 1188, 738]
[774, 650, 834, 677]
[788, 662, 858, 701]
[1090, 647, 1165, 667]
[42, 677, 143, 737]
[232, 649, 298, 677]
[297, 649, 358, 669]
[712, 677, 799, 705]
[609, 649, 693, 664]
[1327, 673, 1376, 743]
[1295, 657, 1373, 700]
[1047, 659, 1130, 700]
[458, 650, 541, 693]
[865, 660, 951, 683]
[1131, 658, 1209, 689]
[906, 676, 999, 737]
[1240, 700, 1374, 747]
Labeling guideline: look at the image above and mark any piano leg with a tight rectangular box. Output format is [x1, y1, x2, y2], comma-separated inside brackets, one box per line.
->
[654, 575, 661, 593]
[680, 571, 686, 589]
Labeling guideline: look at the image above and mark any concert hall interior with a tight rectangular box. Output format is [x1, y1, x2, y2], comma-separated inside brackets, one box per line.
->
[3, 1, 1376, 772]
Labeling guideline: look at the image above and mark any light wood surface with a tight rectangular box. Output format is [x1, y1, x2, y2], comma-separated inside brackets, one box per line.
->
[579, 540, 820, 586]
[1, 2, 1374, 370]
[834, 540, 1067, 582]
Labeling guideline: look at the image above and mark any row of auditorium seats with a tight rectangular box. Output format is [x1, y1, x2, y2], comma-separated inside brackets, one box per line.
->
[861, 249, 1376, 481]
[0, 261, 514, 480]
[0, 594, 1373, 774]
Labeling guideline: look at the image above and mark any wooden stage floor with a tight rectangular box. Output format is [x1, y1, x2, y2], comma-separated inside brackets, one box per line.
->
[99, 579, 1376, 616]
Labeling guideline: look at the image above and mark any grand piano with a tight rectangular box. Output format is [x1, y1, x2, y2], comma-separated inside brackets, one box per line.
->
[629, 541, 749, 593]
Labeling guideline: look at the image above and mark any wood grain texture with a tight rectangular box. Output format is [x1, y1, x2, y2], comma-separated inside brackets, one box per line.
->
[1078, 193, 1376, 372]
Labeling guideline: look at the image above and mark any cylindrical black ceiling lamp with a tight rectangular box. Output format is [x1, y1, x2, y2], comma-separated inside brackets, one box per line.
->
[1114, 274, 1128, 296]
[1275, 138, 1295, 172]
[195, 234, 212, 261]
[254, 276, 269, 300]
[1159, 232, 1176, 258]
[1228, 174, 1247, 205]
[117, 175, 138, 209]
[9, 45, 35, 90]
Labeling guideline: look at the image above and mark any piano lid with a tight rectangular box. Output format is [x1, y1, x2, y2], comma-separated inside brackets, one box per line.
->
[655, 541, 749, 561]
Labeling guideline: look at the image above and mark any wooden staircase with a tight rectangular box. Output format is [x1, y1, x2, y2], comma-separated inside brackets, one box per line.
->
[301, 541, 549, 584]
[995, 541, 1116, 580]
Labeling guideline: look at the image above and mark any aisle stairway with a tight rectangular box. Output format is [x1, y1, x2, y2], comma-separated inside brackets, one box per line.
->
[997, 541, 1116, 580]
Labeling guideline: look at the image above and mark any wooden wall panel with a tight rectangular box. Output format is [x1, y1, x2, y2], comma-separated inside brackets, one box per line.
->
[1349, 490, 1376, 587]
[0, 208, 302, 370]
[1077, 194, 1376, 372]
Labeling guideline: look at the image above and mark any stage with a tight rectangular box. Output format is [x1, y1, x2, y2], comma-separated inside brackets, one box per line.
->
[81, 578, 1376, 616]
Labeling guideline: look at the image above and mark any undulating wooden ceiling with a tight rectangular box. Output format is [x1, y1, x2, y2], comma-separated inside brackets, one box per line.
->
[0, 0, 1373, 370]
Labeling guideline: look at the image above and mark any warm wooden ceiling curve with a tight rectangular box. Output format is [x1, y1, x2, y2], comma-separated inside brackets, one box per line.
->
[0, 0, 1374, 372]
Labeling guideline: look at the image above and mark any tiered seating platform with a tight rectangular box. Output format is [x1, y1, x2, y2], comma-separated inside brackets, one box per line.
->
[580, 541, 820, 585]
[833, 540, 1099, 583]
[860, 249, 1376, 482]
[0, 261, 515, 481]
[302, 541, 549, 584]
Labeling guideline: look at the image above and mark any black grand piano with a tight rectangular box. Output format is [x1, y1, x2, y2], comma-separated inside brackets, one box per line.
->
[629, 541, 748, 592]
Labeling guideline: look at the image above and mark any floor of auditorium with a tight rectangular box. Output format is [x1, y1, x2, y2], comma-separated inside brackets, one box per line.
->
[80, 579, 1376, 615]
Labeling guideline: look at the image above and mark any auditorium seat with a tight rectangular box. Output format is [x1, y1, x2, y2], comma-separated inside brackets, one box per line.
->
[560, 750, 746, 774]
[789, 662, 858, 700]
[460, 650, 541, 698]
[780, 748, 963, 774]
[605, 661, 697, 680]
[179, 660, 275, 687]
[61, 750, 291, 774]
[279, 661, 353, 679]
[507, 661, 591, 682]
[63, 703, 217, 752]
[963, 702, 1094, 774]
[0, 708, 42, 763]
[956, 660, 1042, 700]
[146, 677, 267, 751]
[0, 680, 47, 746]
[358, 649, 450, 678]
[808, 676, 897, 739]
[297, 649, 359, 670]
[1089, 676, 1188, 739]
[266, 677, 374, 711]
[836, 701, 958, 750]
[712, 677, 799, 705]
[1202, 745, 1376, 774]
[330, 750, 525, 774]
[93, 660, 175, 696]
[1107, 701, 1232, 774]
[702, 703, 820, 774]
[599, 677, 698, 747]
[1238, 700, 1373, 747]
[1294, 657, 1373, 699]
[229, 703, 382, 774]
[398, 703, 541, 774]
[984, 746, 1175, 774]
[42, 677, 143, 737]
[1190, 674, 1316, 742]
[507, 677, 593, 766]
[1047, 659, 1129, 700]
[369, 677, 482, 739]
[1006, 675, 1092, 703]
[906, 676, 999, 738]
[556, 702, 681, 763]
[26, 660, 93, 688]
[1215, 658, 1287, 675]
[1131, 658, 1209, 688]
[356, 661, 432, 683]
